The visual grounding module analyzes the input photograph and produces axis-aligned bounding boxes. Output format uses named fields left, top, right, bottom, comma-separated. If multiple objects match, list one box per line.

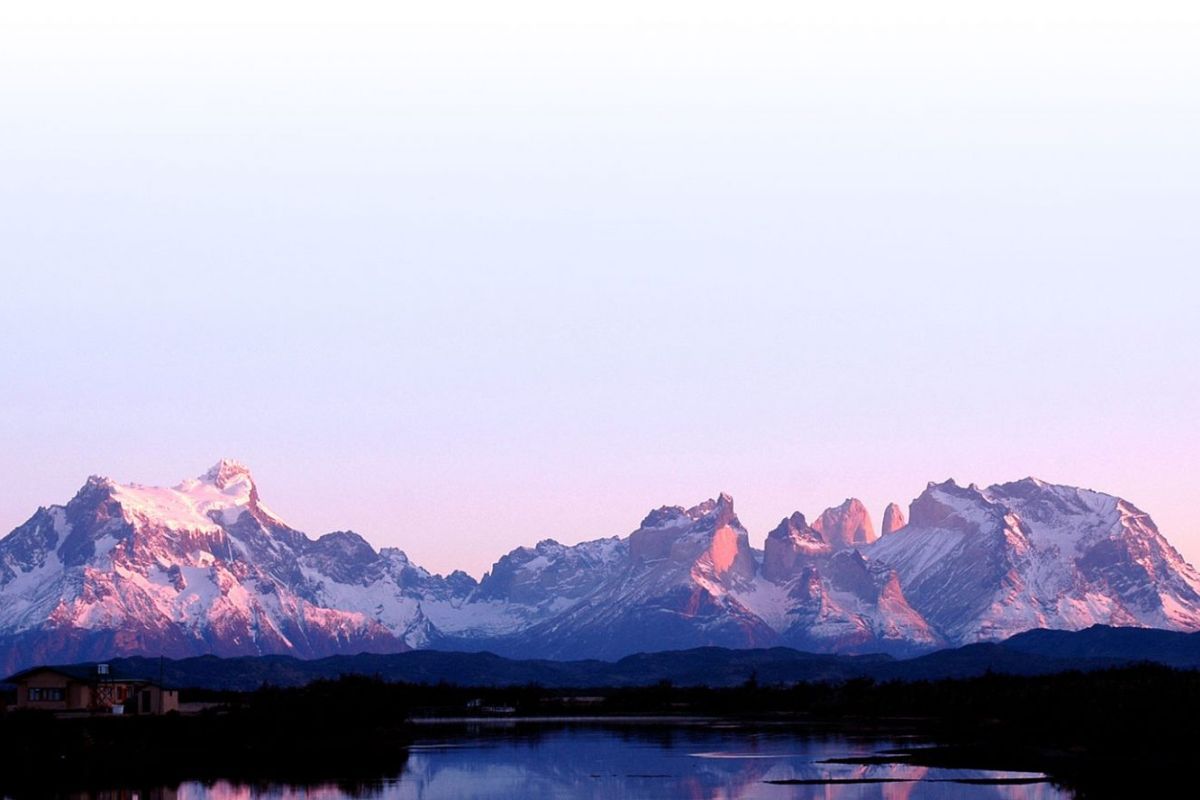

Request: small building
left=5, top=664, right=179, bottom=715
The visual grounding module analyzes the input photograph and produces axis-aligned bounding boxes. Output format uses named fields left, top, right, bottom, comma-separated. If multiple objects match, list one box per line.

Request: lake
left=40, top=720, right=1072, bottom=799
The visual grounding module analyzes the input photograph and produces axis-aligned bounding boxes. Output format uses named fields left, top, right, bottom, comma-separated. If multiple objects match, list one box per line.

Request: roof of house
left=3, top=665, right=170, bottom=688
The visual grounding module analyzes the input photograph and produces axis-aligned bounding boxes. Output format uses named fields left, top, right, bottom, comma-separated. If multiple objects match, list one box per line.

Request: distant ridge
left=14, top=625, right=1199, bottom=692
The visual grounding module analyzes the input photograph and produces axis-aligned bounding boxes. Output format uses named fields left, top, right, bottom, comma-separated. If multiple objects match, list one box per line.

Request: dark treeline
left=0, top=676, right=411, bottom=797
left=3, top=664, right=1197, bottom=798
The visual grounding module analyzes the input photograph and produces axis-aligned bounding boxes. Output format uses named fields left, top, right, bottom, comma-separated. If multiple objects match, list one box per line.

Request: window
left=28, top=687, right=65, bottom=702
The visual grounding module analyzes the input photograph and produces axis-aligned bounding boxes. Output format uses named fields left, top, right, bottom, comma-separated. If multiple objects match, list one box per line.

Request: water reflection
left=39, top=724, right=1072, bottom=800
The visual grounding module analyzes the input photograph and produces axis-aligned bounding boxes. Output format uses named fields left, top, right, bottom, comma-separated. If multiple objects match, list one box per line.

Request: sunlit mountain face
left=1, top=461, right=1198, bottom=673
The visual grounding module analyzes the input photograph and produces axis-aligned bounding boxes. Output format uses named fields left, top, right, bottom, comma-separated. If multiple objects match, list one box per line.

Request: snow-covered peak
left=3, top=462, right=1199, bottom=672
left=200, top=459, right=255, bottom=491
left=906, top=479, right=1000, bottom=530
left=984, top=479, right=1114, bottom=518
left=94, top=461, right=276, bottom=532
left=111, top=484, right=244, bottom=531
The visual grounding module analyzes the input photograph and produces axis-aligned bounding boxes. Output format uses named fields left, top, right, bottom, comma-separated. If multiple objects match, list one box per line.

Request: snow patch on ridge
left=734, top=576, right=794, bottom=632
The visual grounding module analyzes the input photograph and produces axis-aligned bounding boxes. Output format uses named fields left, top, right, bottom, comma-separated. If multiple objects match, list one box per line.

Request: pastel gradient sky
left=1, top=2, right=1197, bottom=577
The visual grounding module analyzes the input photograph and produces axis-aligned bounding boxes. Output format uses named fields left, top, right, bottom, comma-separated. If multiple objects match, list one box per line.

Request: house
left=4, top=664, right=179, bottom=715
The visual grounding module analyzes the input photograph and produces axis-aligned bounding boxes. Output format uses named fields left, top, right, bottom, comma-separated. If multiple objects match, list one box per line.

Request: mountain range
left=1, top=459, right=1198, bottom=673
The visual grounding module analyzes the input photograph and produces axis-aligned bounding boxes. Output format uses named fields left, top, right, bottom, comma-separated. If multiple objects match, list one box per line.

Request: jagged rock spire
left=812, top=498, right=877, bottom=548
left=882, top=502, right=907, bottom=535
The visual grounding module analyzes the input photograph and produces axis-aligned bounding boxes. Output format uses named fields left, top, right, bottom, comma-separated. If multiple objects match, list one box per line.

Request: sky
left=1, top=2, right=1197, bottom=577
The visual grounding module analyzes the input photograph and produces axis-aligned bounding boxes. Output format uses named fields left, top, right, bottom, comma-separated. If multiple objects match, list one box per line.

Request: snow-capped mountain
left=0, top=461, right=438, bottom=673
left=1, top=461, right=1198, bottom=673
left=866, top=478, right=1200, bottom=643
left=484, top=494, right=777, bottom=660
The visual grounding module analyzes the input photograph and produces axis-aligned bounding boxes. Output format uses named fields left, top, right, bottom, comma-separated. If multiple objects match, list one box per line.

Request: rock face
left=1, top=463, right=1199, bottom=673
left=881, top=503, right=907, bottom=535
left=755, top=507, right=938, bottom=654
left=812, top=498, right=877, bottom=548
left=866, top=479, right=1200, bottom=643
left=762, top=512, right=828, bottom=582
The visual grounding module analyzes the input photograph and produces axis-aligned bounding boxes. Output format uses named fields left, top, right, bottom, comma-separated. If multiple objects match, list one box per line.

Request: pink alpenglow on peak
left=629, top=492, right=755, bottom=584
left=201, top=458, right=255, bottom=491
left=882, top=503, right=907, bottom=535
left=812, top=498, right=877, bottom=549
left=2, top=462, right=1200, bottom=673
left=107, top=458, right=278, bottom=532
left=700, top=494, right=754, bottom=578
left=762, top=511, right=830, bottom=582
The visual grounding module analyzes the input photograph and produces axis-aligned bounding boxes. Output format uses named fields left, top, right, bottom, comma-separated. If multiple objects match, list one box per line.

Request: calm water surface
left=98, top=722, right=1074, bottom=800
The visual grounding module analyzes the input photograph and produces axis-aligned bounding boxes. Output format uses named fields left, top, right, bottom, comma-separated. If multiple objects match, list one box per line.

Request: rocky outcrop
left=812, top=498, right=877, bottom=548
left=881, top=502, right=907, bottom=535
left=761, top=512, right=829, bottom=582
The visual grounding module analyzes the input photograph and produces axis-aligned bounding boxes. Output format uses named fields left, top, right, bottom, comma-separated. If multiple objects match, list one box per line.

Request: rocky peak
left=379, top=547, right=411, bottom=564
left=198, top=458, right=265, bottom=517
left=639, top=505, right=689, bottom=529
left=711, top=492, right=738, bottom=529
left=762, top=511, right=830, bottom=582
left=768, top=511, right=809, bottom=539
left=630, top=493, right=748, bottom=578
left=685, top=492, right=738, bottom=527
left=692, top=525, right=756, bottom=586
left=202, top=459, right=255, bottom=491
left=1008, top=476, right=1048, bottom=492
left=907, top=479, right=1000, bottom=530
left=62, top=476, right=124, bottom=533
left=882, top=503, right=907, bottom=535
left=311, top=530, right=377, bottom=561
left=639, top=492, right=739, bottom=532
left=812, top=498, right=876, bottom=549
left=70, top=475, right=117, bottom=506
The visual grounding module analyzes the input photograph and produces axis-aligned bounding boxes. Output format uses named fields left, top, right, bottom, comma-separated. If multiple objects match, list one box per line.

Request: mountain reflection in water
left=55, top=724, right=1071, bottom=800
